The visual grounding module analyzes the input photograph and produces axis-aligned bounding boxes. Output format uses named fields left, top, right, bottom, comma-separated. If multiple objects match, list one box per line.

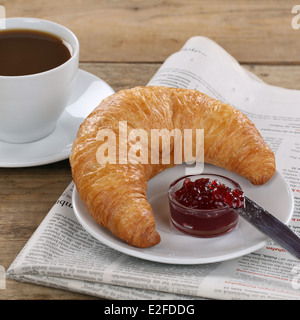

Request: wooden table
left=1, top=0, right=300, bottom=300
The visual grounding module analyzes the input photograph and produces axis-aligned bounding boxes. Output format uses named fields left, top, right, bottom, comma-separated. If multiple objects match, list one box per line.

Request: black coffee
left=0, top=29, right=71, bottom=76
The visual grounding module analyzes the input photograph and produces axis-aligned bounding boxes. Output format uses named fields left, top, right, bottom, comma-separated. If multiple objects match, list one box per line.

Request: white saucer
left=72, top=163, right=294, bottom=265
left=0, top=69, right=115, bottom=168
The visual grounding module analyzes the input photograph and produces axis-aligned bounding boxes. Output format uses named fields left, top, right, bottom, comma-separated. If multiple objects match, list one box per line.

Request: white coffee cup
left=0, top=17, right=79, bottom=143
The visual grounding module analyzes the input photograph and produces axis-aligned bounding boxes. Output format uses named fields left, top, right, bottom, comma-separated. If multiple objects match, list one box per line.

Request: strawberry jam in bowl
left=168, top=174, right=245, bottom=238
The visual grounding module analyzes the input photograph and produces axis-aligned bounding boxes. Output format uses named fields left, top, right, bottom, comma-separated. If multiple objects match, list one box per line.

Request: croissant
left=70, top=86, right=275, bottom=248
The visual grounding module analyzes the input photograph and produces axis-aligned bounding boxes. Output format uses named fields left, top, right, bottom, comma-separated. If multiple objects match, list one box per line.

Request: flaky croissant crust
left=70, top=86, right=276, bottom=248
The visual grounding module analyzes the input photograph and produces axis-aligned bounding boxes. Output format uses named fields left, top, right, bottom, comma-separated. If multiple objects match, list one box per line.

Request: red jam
left=168, top=174, right=244, bottom=238
left=174, top=177, right=244, bottom=210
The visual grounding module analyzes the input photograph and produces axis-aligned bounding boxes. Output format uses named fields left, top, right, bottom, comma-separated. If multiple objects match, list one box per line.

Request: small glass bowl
left=168, top=173, right=242, bottom=238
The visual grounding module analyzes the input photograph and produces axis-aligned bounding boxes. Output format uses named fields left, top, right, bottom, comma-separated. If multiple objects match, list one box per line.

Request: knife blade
left=234, top=196, right=300, bottom=260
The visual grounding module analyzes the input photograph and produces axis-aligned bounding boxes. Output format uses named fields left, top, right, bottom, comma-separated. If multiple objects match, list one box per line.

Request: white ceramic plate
left=0, top=69, right=114, bottom=167
left=72, top=163, right=294, bottom=264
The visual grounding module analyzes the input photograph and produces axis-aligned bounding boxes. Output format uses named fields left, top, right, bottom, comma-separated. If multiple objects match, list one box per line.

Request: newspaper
left=6, top=36, right=300, bottom=300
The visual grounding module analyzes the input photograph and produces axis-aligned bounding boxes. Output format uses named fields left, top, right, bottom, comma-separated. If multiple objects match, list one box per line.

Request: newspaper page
left=6, top=36, right=300, bottom=300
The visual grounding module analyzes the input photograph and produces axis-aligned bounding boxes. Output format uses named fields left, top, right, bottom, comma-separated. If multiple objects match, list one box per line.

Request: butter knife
left=234, top=196, right=300, bottom=260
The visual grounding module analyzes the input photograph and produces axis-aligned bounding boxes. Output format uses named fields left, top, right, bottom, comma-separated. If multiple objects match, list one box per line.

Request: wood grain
left=1, top=0, right=300, bottom=300
left=2, top=0, right=300, bottom=63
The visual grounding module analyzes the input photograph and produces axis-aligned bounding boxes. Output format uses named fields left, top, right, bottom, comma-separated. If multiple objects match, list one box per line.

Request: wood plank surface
left=1, top=0, right=300, bottom=300
left=2, top=0, right=300, bottom=63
